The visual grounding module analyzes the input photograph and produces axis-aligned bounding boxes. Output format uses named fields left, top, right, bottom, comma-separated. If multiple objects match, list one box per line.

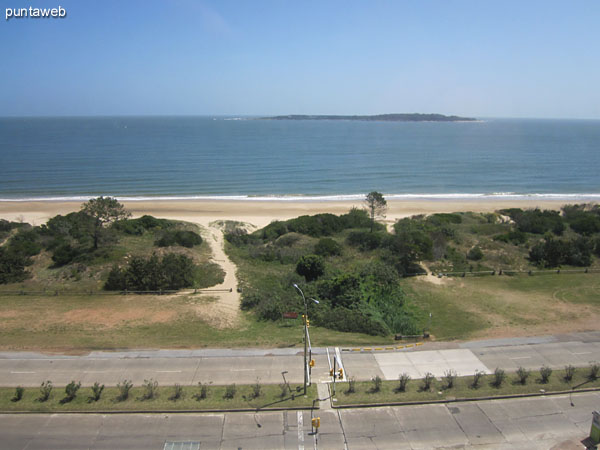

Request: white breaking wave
left=1, top=193, right=600, bottom=202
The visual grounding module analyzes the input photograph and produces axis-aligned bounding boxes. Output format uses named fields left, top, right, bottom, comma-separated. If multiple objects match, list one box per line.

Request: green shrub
left=492, top=368, right=506, bottom=388
left=90, top=382, right=104, bottom=402
left=12, top=386, right=24, bottom=402
left=395, top=373, right=410, bottom=393
left=62, top=380, right=81, bottom=403
left=296, top=254, right=325, bottom=282
left=224, top=384, right=236, bottom=399
left=170, top=384, right=184, bottom=401
left=0, top=247, right=30, bottom=284
left=104, top=253, right=197, bottom=291
left=467, top=246, right=484, bottom=261
left=113, top=215, right=174, bottom=235
left=500, top=208, right=565, bottom=235
left=443, top=370, right=457, bottom=389
left=493, top=230, right=528, bottom=245
left=39, top=380, right=53, bottom=402
left=346, top=377, right=356, bottom=394
left=472, top=370, right=484, bottom=388
left=529, top=237, right=592, bottom=267
left=194, top=382, right=211, bottom=400
left=117, top=379, right=133, bottom=401
left=314, top=238, right=342, bottom=256
left=539, top=366, right=552, bottom=383
left=516, top=366, right=530, bottom=385
left=589, top=362, right=600, bottom=381
left=142, top=379, right=158, bottom=400
left=155, top=230, right=202, bottom=248
left=251, top=378, right=262, bottom=399
left=421, top=373, right=434, bottom=391
left=346, top=231, right=383, bottom=251
left=370, top=375, right=382, bottom=393
left=564, top=365, right=576, bottom=382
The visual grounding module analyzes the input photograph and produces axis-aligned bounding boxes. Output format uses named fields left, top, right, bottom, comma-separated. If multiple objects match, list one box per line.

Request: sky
left=1, top=0, right=600, bottom=118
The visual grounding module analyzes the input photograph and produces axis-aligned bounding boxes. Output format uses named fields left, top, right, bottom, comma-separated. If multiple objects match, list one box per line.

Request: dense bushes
left=105, top=253, right=197, bottom=291
left=113, top=215, right=174, bottom=235
left=500, top=208, right=565, bottom=235
left=529, top=237, right=592, bottom=267
left=155, top=230, right=202, bottom=248
left=0, top=247, right=30, bottom=284
left=314, top=238, right=342, bottom=256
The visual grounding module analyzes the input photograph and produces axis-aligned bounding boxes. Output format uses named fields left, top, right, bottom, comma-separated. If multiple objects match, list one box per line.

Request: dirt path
left=191, top=225, right=242, bottom=328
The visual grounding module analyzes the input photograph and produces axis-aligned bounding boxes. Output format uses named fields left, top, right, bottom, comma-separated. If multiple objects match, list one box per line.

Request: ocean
left=1, top=116, right=599, bottom=201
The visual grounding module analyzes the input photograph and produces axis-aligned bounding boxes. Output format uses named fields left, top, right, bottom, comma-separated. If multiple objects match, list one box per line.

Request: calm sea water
left=1, top=116, right=599, bottom=201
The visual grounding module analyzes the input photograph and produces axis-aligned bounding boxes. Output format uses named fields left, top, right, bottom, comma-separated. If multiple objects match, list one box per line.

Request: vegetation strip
left=331, top=387, right=600, bottom=409
left=0, top=383, right=317, bottom=413
left=334, top=366, right=600, bottom=407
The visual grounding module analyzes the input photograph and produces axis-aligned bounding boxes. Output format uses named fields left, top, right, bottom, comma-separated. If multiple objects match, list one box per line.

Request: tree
left=81, top=196, right=130, bottom=249
left=364, top=191, right=387, bottom=232
left=296, top=254, right=325, bottom=282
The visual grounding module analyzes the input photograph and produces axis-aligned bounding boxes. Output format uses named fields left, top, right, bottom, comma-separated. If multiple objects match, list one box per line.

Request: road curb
left=0, top=405, right=317, bottom=415
left=330, top=386, right=600, bottom=409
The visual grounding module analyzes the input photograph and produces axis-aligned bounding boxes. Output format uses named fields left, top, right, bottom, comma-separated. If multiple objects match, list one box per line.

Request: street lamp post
left=293, top=283, right=318, bottom=396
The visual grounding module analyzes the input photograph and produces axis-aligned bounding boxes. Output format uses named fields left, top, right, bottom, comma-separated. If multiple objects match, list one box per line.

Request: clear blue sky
left=2, top=0, right=599, bottom=118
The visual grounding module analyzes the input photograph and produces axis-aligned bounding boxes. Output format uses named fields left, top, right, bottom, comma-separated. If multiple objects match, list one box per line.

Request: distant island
left=260, top=113, right=477, bottom=122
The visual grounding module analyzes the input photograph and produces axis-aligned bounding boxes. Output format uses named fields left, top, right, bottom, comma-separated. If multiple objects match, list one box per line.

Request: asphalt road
left=0, top=391, right=597, bottom=449
left=1, top=332, right=599, bottom=387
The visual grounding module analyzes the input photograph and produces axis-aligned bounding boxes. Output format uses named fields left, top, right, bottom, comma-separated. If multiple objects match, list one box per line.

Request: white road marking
left=509, top=356, right=531, bottom=360
left=573, top=352, right=592, bottom=355
left=83, top=371, right=107, bottom=373
left=156, top=370, right=182, bottom=373
left=297, top=410, right=304, bottom=450
left=10, top=371, right=35, bottom=374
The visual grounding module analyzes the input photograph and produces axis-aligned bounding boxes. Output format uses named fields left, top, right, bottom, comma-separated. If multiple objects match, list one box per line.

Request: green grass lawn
left=0, top=383, right=317, bottom=412
left=335, top=367, right=600, bottom=406
left=403, top=272, right=600, bottom=340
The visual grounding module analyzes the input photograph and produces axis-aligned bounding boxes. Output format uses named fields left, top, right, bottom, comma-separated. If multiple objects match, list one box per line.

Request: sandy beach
left=0, top=198, right=571, bottom=228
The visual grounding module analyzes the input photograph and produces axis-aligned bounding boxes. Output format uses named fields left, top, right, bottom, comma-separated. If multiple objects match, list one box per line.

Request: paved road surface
left=1, top=332, right=599, bottom=386
left=0, top=391, right=597, bottom=449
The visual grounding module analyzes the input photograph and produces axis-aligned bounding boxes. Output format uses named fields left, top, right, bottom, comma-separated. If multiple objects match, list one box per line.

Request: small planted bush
left=12, top=386, right=24, bottom=402
left=539, top=366, right=553, bottom=384
left=346, top=377, right=356, bottom=394
left=170, top=384, right=183, bottom=401
left=117, top=379, right=133, bottom=401
left=90, top=382, right=104, bottom=402
left=142, top=379, right=159, bottom=400
left=251, top=378, right=262, bottom=399
left=564, top=365, right=576, bottom=382
left=471, top=370, right=484, bottom=389
left=516, top=366, right=530, bottom=385
left=492, top=368, right=506, bottom=388
left=443, top=370, right=457, bottom=389
left=589, top=362, right=600, bottom=381
left=395, top=373, right=410, bottom=393
left=370, top=375, right=382, bottom=393
left=224, top=384, right=236, bottom=399
left=62, top=380, right=81, bottom=403
left=39, top=380, right=53, bottom=402
left=194, top=382, right=211, bottom=400
left=421, top=372, right=434, bottom=391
